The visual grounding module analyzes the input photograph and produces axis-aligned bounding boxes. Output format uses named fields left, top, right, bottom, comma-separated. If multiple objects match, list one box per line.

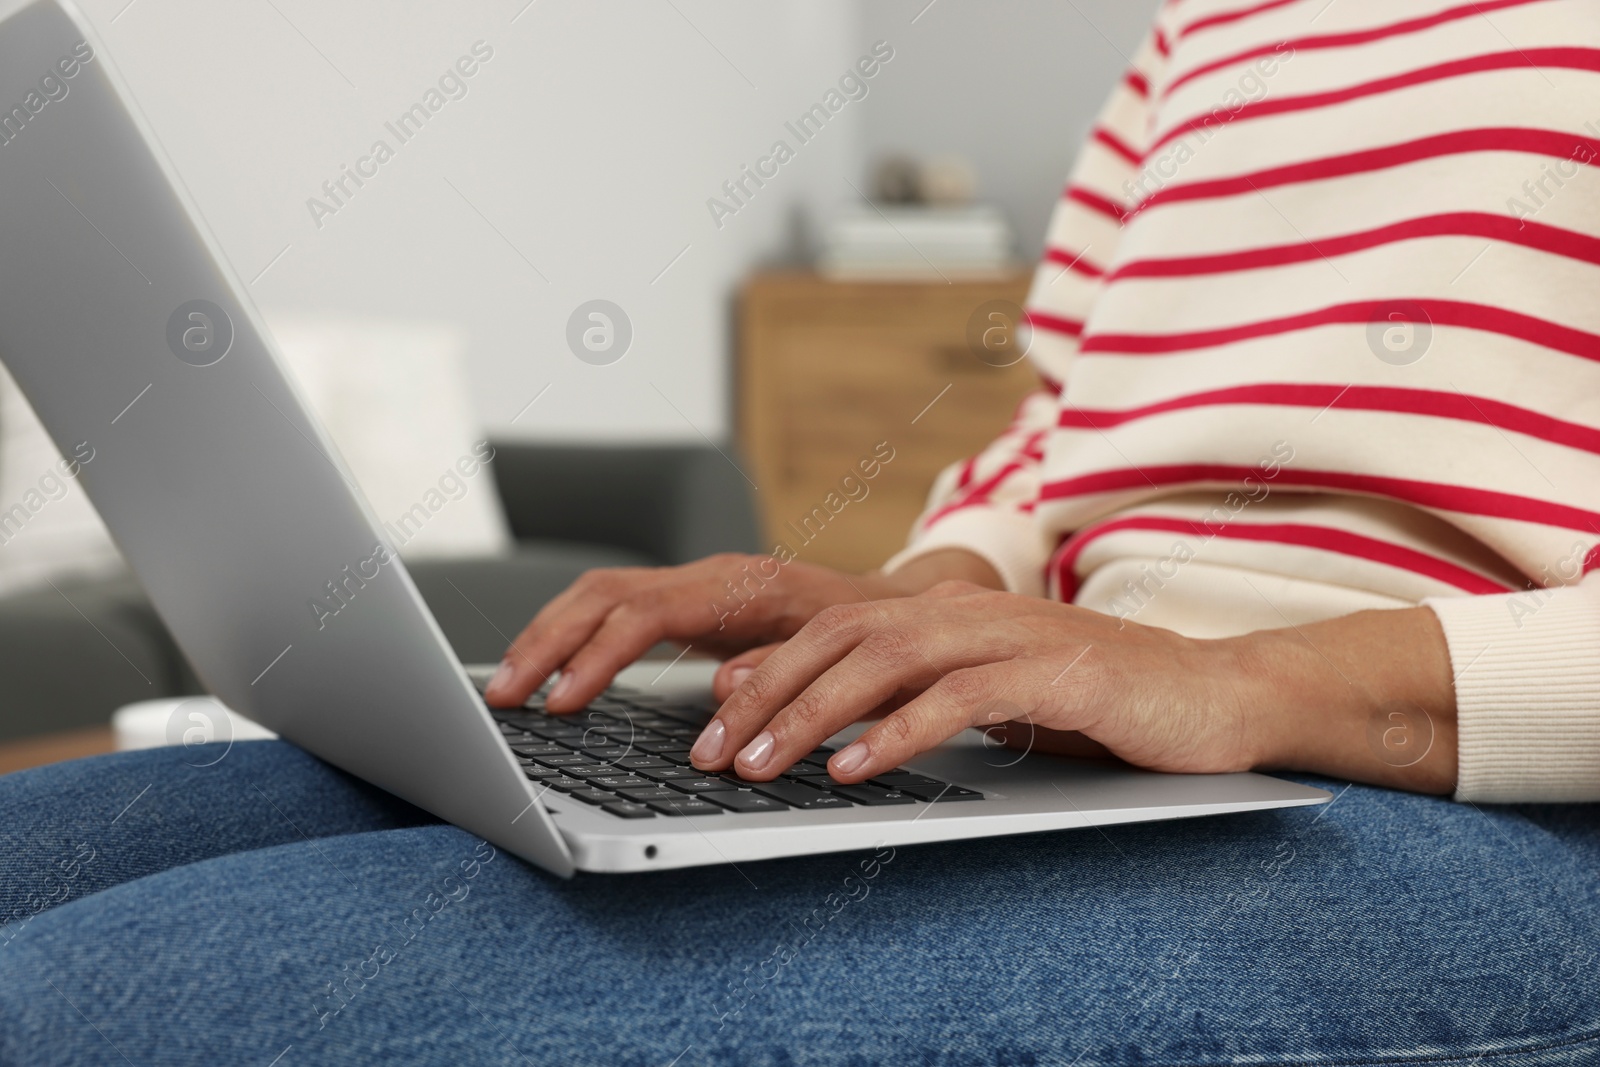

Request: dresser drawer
left=739, top=272, right=1034, bottom=572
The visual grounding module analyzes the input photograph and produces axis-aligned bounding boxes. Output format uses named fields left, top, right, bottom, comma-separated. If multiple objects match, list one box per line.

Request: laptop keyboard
left=478, top=681, right=984, bottom=819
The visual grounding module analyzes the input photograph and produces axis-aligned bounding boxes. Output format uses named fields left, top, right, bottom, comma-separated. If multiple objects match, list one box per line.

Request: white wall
left=78, top=0, right=868, bottom=442
left=74, top=0, right=1158, bottom=443
left=860, top=0, right=1161, bottom=259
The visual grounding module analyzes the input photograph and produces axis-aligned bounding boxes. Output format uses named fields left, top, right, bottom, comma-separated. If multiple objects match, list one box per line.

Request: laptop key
left=646, top=798, right=725, bottom=817
left=587, top=774, right=657, bottom=791
left=614, top=714, right=684, bottom=730
left=534, top=754, right=594, bottom=768
left=825, top=783, right=918, bottom=806
left=897, top=783, right=984, bottom=802
left=613, top=786, right=682, bottom=802
left=869, top=772, right=946, bottom=790
left=636, top=765, right=702, bottom=782
left=667, top=777, right=735, bottom=794
left=597, top=724, right=662, bottom=740
left=616, top=755, right=671, bottom=770
left=789, top=772, right=849, bottom=787
left=521, top=765, right=559, bottom=780
left=707, top=790, right=789, bottom=814
left=537, top=776, right=587, bottom=792
left=747, top=780, right=855, bottom=810
left=508, top=743, right=567, bottom=758
left=601, top=801, right=656, bottom=819
left=636, top=739, right=694, bottom=755
left=568, top=788, right=618, bottom=805
left=528, top=724, right=585, bottom=741
left=564, top=764, right=632, bottom=780
left=576, top=747, right=632, bottom=763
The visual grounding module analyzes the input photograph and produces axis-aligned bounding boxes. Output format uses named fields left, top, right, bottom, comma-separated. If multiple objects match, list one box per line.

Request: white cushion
left=113, top=697, right=276, bottom=753
left=0, top=361, right=122, bottom=598
left=268, top=316, right=511, bottom=559
left=0, top=316, right=510, bottom=599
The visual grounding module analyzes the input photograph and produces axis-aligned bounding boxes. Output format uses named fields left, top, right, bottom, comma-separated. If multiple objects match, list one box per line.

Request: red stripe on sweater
left=1109, top=214, right=1600, bottom=280
left=1049, top=516, right=1512, bottom=601
left=1178, top=0, right=1302, bottom=41
left=1125, top=69, right=1151, bottom=98
left=1039, top=464, right=1600, bottom=533
left=1093, top=127, right=1144, bottom=166
left=922, top=431, right=1048, bottom=528
left=1043, top=246, right=1108, bottom=278
left=1150, top=50, right=1600, bottom=156
left=1079, top=299, right=1600, bottom=362
left=1057, top=383, right=1600, bottom=455
left=1136, top=129, right=1600, bottom=214
left=1064, top=185, right=1129, bottom=223
left=1025, top=310, right=1086, bottom=339
left=1162, top=0, right=1553, bottom=97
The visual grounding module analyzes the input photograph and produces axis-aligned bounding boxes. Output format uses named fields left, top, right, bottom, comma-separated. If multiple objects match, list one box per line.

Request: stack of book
left=819, top=204, right=1016, bottom=280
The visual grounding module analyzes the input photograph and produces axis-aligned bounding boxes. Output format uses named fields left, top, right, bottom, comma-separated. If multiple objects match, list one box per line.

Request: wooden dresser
left=737, top=270, right=1036, bottom=573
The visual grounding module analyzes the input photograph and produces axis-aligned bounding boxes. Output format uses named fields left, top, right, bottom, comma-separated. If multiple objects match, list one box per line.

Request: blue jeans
left=0, top=742, right=1595, bottom=1066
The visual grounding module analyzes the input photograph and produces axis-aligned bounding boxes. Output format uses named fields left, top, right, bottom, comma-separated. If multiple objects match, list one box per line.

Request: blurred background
left=0, top=0, right=1159, bottom=759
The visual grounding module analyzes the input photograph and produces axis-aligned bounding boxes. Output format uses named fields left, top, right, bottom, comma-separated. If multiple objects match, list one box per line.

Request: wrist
left=1224, top=608, right=1459, bottom=795
left=874, top=549, right=1006, bottom=596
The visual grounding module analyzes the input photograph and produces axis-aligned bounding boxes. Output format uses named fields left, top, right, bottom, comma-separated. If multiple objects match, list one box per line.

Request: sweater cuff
left=1424, top=586, right=1600, bottom=803
left=883, top=508, right=1052, bottom=599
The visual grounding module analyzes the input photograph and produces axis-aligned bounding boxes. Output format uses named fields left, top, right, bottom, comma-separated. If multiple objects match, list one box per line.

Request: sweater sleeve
left=882, top=34, right=1166, bottom=598
left=1424, top=576, right=1600, bottom=803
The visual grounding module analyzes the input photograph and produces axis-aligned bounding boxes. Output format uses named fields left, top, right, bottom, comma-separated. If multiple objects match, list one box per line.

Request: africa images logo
left=166, top=300, right=235, bottom=366
left=0, top=39, right=95, bottom=150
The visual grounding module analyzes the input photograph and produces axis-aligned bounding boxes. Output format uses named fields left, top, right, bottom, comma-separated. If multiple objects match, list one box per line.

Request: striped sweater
left=887, top=0, right=1600, bottom=802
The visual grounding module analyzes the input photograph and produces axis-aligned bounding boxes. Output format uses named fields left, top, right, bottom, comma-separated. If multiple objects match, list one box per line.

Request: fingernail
left=729, top=666, right=754, bottom=689
left=737, top=731, right=776, bottom=773
left=691, top=719, right=727, bottom=764
left=548, top=671, right=576, bottom=705
left=487, top=660, right=514, bottom=695
left=831, top=741, right=869, bottom=777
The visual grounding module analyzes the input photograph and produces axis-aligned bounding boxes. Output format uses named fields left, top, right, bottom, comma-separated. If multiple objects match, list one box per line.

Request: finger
left=729, top=626, right=977, bottom=779
left=544, top=591, right=710, bottom=712
left=826, top=665, right=1018, bottom=783
left=691, top=602, right=880, bottom=770
left=712, top=644, right=782, bottom=703
left=484, top=571, right=640, bottom=706
left=916, top=579, right=989, bottom=600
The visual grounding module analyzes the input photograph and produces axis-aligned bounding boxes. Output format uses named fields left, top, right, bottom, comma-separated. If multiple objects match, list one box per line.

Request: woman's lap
left=0, top=743, right=1595, bottom=1066
left=0, top=739, right=436, bottom=927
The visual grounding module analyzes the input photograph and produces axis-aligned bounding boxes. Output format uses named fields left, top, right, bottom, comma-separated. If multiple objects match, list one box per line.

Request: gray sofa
left=0, top=442, right=760, bottom=744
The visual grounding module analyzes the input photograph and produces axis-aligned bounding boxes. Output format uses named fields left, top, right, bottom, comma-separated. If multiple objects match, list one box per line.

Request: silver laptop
left=0, top=0, right=1329, bottom=876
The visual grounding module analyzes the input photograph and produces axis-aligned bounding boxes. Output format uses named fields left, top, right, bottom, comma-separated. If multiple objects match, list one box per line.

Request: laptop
left=0, top=0, right=1329, bottom=876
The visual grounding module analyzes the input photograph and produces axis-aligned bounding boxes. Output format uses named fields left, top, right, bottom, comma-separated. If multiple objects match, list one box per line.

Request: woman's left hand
left=689, top=580, right=1263, bottom=784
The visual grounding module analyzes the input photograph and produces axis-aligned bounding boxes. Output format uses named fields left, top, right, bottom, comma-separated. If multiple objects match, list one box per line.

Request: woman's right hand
left=483, top=549, right=1003, bottom=714
left=484, top=554, right=892, bottom=712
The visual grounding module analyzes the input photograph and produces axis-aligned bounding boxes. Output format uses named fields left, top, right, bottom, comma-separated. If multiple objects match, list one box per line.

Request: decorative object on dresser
left=738, top=270, right=1035, bottom=574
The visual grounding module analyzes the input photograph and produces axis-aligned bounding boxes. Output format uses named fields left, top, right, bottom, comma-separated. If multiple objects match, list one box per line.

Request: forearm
left=1233, top=607, right=1459, bottom=794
